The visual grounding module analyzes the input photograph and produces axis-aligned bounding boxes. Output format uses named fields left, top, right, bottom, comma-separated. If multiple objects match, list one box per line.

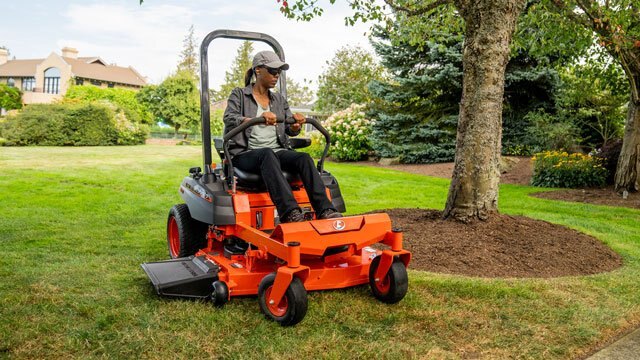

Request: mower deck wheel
left=167, top=204, right=208, bottom=259
left=369, top=256, right=408, bottom=304
left=211, top=281, right=229, bottom=307
left=258, top=273, right=308, bottom=326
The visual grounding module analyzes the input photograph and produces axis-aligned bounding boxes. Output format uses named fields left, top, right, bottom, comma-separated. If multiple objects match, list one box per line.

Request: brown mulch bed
left=377, top=208, right=622, bottom=278
left=531, top=187, right=640, bottom=209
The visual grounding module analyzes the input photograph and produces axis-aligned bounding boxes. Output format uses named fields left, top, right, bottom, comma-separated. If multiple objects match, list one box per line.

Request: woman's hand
left=290, top=113, right=306, bottom=132
left=262, top=111, right=277, bottom=126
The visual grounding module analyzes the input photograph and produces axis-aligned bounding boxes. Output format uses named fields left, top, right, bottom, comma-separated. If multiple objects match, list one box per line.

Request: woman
left=223, top=50, right=342, bottom=223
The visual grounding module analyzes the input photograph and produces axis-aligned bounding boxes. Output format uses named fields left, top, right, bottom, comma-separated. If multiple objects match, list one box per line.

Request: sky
left=0, top=0, right=377, bottom=91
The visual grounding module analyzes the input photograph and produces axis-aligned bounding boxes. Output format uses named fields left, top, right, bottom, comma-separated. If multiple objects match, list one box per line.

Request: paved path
left=587, top=328, right=640, bottom=359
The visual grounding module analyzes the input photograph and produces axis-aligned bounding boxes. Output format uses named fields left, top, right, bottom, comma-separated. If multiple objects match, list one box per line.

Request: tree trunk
left=614, top=95, right=640, bottom=193
left=443, top=0, right=526, bottom=222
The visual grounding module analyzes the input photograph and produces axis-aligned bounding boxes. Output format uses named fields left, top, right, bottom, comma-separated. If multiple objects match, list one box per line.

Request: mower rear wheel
left=369, top=256, right=408, bottom=304
left=258, top=273, right=307, bottom=326
left=167, top=204, right=208, bottom=259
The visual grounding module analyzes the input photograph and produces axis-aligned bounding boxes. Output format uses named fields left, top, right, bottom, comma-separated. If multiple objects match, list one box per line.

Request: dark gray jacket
left=223, top=84, right=300, bottom=157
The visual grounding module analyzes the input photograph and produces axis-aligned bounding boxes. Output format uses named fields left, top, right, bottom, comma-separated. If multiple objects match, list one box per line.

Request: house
left=0, top=47, right=147, bottom=104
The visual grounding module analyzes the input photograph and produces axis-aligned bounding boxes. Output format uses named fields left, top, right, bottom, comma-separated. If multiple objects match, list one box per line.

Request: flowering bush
left=322, top=104, right=374, bottom=161
left=531, top=151, right=607, bottom=188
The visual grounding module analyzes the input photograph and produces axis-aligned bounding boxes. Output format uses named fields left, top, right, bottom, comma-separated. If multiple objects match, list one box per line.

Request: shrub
left=0, top=84, right=22, bottom=111
left=593, top=139, right=623, bottom=185
left=524, top=110, right=581, bottom=152
left=531, top=151, right=607, bottom=188
left=1, top=103, right=148, bottom=146
left=322, top=104, right=373, bottom=161
left=64, top=85, right=152, bottom=124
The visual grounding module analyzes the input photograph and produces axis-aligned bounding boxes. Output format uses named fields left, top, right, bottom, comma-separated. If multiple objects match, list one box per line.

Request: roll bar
left=199, top=29, right=287, bottom=175
left=223, top=117, right=331, bottom=181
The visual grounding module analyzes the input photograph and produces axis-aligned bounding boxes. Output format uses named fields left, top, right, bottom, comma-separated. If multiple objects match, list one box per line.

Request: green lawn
left=1, top=145, right=639, bottom=359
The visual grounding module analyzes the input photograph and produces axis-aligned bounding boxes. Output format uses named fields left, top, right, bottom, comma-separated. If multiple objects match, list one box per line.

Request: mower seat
left=234, top=167, right=301, bottom=188
left=213, top=137, right=308, bottom=189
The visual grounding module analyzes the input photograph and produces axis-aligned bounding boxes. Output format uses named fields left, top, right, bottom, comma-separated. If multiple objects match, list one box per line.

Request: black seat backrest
left=213, top=137, right=302, bottom=188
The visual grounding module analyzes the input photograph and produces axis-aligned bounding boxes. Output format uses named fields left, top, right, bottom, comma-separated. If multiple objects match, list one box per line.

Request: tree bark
left=614, top=93, right=640, bottom=193
left=443, top=0, right=526, bottom=222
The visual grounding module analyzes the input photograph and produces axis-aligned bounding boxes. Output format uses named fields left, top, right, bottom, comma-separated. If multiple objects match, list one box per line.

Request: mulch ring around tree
left=530, top=187, right=640, bottom=209
left=371, top=208, right=622, bottom=278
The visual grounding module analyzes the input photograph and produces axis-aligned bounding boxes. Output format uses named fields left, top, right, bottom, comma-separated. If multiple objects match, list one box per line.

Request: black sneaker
left=319, top=208, right=343, bottom=219
left=281, top=208, right=305, bottom=223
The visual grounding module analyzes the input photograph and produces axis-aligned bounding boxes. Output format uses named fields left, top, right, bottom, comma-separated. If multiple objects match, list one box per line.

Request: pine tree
left=369, top=24, right=561, bottom=163
left=368, top=27, right=463, bottom=163
left=177, top=25, right=199, bottom=79
left=211, top=41, right=254, bottom=102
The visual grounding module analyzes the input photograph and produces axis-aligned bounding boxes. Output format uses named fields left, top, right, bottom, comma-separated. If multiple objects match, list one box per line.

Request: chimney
left=61, top=47, right=78, bottom=59
left=0, top=49, right=8, bottom=65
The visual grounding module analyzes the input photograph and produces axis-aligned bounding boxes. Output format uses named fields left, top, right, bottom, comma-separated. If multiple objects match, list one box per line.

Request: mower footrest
left=141, top=255, right=219, bottom=299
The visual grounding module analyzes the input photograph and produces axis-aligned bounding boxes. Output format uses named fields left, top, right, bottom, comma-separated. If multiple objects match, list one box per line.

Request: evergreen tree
left=211, top=41, right=254, bottom=102
left=368, top=27, right=462, bottom=163
left=177, top=25, right=199, bottom=79
left=369, top=24, right=561, bottom=163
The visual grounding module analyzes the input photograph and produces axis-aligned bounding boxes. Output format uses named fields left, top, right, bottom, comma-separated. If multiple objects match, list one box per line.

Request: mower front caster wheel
left=258, top=273, right=308, bottom=326
left=369, top=256, right=408, bottom=304
left=211, top=281, right=229, bottom=307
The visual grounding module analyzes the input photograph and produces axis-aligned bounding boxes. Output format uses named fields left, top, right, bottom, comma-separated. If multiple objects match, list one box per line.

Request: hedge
left=1, top=103, right=148, bottom=146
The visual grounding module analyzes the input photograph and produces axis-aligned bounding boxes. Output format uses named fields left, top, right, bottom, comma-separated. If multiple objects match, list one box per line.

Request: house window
left=75, top=78, right=84, bottom=85
left=7, top=78, right=15, bottom=87
left=22, top=77, right=35, bottom=92
left=44, top=67, right=61, bottom=94
left=90, top=80, right=101, bottom=86
left=107, top=83, right=115, bottom=88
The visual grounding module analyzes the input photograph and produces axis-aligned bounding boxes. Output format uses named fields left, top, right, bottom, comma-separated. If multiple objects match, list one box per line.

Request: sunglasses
left=261, top=66, right=282, bottom=76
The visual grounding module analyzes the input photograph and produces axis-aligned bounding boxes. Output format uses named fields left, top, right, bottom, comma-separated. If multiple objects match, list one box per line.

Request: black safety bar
left=199, top=29, right=287, bottom=175
left=222, top=117, right=331, bottom=181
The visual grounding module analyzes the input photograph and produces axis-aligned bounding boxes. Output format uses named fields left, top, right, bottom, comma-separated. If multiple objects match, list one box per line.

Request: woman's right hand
left=262, top=111, right=277, bottom=126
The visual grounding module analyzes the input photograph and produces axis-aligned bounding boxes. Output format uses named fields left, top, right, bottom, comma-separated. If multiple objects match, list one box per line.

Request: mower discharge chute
left=141, top=29, right=411, bottom=326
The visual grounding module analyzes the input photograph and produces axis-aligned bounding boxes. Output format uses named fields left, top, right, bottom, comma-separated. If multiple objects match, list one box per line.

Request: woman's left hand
left=290, top=113, right=305, bottom=132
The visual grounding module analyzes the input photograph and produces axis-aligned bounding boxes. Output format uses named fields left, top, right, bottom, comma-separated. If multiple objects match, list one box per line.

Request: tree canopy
left=314, top=46, right=386, bottom=114
left=136, top=70, right=200, bottom=133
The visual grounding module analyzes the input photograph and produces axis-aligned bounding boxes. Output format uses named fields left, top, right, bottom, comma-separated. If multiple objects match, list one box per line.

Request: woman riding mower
left=223, top=50, right=342, bottom=223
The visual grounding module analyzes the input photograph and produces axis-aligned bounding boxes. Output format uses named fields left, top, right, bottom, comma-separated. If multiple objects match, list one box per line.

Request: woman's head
left=244, top=50, right=289, bottom=87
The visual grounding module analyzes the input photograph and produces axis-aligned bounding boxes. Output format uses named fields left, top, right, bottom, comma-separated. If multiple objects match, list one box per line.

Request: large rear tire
left=369, top=256, right=408, bottom=304
left=258, top=273, right=308, bottom=326
left=167, top=204, right=208, bottom=259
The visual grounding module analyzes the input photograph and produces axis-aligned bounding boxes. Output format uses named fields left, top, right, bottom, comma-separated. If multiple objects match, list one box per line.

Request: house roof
left=0, top=59, right=41, bottom=77
left=0, top=56, right=147, bottom=86
left=63, top=57, right=147, bottom=86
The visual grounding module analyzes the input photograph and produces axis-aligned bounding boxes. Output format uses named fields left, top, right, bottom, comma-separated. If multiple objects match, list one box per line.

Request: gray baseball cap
left=252, top=50, right=289, bottom=70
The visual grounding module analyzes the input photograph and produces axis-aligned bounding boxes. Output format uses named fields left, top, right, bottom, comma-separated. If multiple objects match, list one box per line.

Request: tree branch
left=383, top=0, right=453, bottom=16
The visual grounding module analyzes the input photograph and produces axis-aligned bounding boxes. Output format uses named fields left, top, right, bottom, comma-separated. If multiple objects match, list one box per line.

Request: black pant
left=233, top=148, right=334, bottom=218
